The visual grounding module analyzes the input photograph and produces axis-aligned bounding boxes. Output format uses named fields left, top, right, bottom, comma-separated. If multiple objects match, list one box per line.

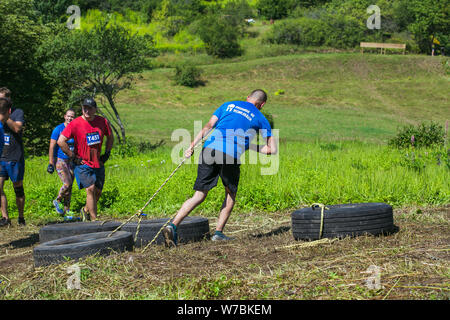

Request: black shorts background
left=193, top=148, right=240, bottom=194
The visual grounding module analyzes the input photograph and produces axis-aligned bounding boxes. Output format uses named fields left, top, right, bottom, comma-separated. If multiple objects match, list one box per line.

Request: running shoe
left=80, top=207, right=90, bottom=221
left=18, top=217, right=26, bottom=226
left=53, top=199, right=65, bottom=216
left=0, top=217, right=11, bottom=228
left=211, top=231, right=235, bottom=241
left=163, top=223, right=178, bottom=247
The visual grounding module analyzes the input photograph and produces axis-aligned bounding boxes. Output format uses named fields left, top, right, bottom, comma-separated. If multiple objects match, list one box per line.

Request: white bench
left=360, top=42, right=406, bottom=55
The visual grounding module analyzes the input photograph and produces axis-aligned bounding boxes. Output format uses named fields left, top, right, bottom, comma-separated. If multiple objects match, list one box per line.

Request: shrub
left=264, top=18, right=324, bottom=46
left=195, top=14, right=243, bottom=58
left=264, top=15, right=364, bottom=48
left=256, top=0, right=296, bottom=20
left=173, top=63, right=204, bottom=87
left=261, top=110, right=274, bottom=128
left=389, top=122, right=445, bottom=149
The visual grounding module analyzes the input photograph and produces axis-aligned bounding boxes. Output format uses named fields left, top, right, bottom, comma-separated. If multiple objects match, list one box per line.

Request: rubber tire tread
left=33, top=231, right=133, bottom=267
left=121, top=216, right=210, bottom=247
left=39, top=221, right=123, bottom=243
left=291, top=203, right=394, bottom=241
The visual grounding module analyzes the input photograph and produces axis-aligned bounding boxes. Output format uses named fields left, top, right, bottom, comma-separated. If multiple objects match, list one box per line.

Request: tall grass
left=11, top=141, right=448, bottom=220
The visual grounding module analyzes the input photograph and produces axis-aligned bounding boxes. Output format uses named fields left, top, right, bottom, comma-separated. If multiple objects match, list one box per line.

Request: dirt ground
left=0, top=205, right=449, bottom=300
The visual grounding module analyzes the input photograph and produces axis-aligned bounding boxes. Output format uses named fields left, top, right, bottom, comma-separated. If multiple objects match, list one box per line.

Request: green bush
left=264, top=18, right=324, bottom=46
left=264, top=15, right=364, bottom=48
left=256, top=0, right=296, bottom=20
left=261, top=110, right=274, bottom=128
left=173, top=63, right=204, bottom=87
left=389, top=122, right=446, bottom=149
left=195, top=14, right=243, bottom=58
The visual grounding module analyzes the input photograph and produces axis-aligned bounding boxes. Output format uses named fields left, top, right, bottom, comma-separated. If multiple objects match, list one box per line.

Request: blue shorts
left=0, top=160, right=25, bottom=183
left=74, top=165, right=105, bottom=190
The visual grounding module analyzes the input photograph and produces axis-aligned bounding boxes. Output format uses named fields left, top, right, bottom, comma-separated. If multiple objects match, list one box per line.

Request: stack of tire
left=33, top=217, right=210, bottom=267
left=291, top=203, right=395, bottom=241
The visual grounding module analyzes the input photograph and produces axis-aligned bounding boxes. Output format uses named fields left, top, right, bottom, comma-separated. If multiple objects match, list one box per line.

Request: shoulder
left=52, top=123, right=65, bottom=134
left=94, top=115, right=109, bottom=126
left=10, top=108, right=24, bottom=121
left=70, top=117, right=84, bottom=126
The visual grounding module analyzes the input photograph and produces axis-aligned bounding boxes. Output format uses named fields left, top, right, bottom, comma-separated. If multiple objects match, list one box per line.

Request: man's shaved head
left=248, top=89, right=267, bottom=104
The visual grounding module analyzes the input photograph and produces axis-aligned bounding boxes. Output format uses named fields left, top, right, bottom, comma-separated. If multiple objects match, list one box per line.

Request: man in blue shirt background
left=164, top=89, right=278, bottom=246
left=0, top=97, right=11, bottom=227
left=0, top=88, right=26, bottom=227
left=48, top=108, right=76, bottom=216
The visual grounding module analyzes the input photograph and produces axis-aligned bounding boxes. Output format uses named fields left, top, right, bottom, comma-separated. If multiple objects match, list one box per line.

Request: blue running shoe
left=53, top=200, right=65, bottom=216
left=163, top=223, right=178, bottom=247
left=211, top=231, right=235, bottom=241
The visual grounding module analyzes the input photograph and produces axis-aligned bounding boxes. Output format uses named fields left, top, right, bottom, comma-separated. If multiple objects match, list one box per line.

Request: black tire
left=121, top=216, right=210, bottom=247
left=291, top=203, right=395, bottom=241
left=39, top=221, right=123, bottom=243
left=33, top=231, right=133, bottom=267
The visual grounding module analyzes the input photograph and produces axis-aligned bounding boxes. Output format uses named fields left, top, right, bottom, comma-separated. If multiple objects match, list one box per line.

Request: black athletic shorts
left=193, top=148, right=240, bottom=194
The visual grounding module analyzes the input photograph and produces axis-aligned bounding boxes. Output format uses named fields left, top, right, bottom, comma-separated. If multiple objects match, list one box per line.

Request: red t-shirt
left=61, top=116, right=112, bottom=168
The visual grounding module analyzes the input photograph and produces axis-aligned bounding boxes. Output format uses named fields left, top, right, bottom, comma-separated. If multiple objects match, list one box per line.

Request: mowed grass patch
left=117, top=53, right=449, bottom=144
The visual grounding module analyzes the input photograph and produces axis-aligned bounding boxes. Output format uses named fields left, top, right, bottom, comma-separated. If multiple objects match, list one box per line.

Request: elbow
left=57, top=138, right=65, bottom=148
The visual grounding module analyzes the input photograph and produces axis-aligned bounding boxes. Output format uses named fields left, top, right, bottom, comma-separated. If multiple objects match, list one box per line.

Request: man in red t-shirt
left=57, top=98, right=114, bottom=221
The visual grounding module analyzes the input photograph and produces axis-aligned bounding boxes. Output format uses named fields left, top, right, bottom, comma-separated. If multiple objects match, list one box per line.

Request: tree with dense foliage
left=0, top=0, right=69, bottom=155
left=38, top=20, right=158, bottom=143
left=195, top=13, right=243, bottom=58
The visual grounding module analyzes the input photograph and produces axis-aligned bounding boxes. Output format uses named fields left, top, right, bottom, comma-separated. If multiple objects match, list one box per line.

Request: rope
left=311, top=203, right=329, bottom=239
left=107, top=129, right=213, bottom=242
left=276, top=203, right=331, bottom=250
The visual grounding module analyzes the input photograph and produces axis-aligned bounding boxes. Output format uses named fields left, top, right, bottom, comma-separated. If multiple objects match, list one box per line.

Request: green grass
left=1, top=44, right=449, bottom=302
left=0, top=52, right=445, bottom=220
left=8, top=141, right=447, bottom=221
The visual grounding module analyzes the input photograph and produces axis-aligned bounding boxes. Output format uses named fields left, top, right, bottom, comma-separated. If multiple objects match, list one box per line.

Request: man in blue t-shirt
left=163, top=89, right=277, bottom=246
left=0, top=98, right=10, bottom=156
left=48, top=108, right=76, bottom=216
left=0, top=98, right=11, bottom=175
left=0, top=88, right=26, bottom=227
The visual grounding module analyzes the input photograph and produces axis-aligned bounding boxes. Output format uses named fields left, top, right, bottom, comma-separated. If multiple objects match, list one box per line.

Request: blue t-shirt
left=203, top=101, right=272, bottom=159
left=51, top=123, right=74, bottom=160
left=0, top=122, right=4, bottom=157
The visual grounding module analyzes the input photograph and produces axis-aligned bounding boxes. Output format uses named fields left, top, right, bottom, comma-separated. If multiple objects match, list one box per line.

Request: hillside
left=117, top=53, right=449, bottom=144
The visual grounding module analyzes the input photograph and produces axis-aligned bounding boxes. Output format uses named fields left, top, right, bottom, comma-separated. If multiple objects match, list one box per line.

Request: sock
left=170, top=222, right=177, bottom=231
left=215, top=230, right=224, bottom=236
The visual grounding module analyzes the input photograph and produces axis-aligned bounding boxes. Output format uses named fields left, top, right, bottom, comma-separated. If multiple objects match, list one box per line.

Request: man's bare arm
left=49, top=139, right=57, bottom=165
left=6, top=119, right=23, bottom=134
left=185, top=115, right=218, bottom=158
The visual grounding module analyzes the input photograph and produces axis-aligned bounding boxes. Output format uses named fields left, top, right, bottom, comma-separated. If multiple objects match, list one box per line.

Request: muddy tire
left=33, top=231, right=133, bottom=267
left=122, top=216, right=210, bottom=247
left=39, top=221, right=123, bottom=243
left=291, top=203, right=395, bottom=241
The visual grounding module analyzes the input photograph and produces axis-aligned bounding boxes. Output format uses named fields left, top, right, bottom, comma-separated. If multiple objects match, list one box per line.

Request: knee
left=193, top=191, right=208, bottom=203
left=86, top=185, right=96, bottom=194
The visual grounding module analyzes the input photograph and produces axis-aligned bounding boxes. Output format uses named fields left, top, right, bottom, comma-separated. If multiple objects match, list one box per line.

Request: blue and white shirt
left=203, top=101, right=272, bottom=159
left=51, top=123, right=74, bottom=160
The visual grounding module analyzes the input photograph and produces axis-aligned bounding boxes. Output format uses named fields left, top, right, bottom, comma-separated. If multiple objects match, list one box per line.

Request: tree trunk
left=97, top=108, right=122, bottom=144
left=105, top=93, right=126, bottom=144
